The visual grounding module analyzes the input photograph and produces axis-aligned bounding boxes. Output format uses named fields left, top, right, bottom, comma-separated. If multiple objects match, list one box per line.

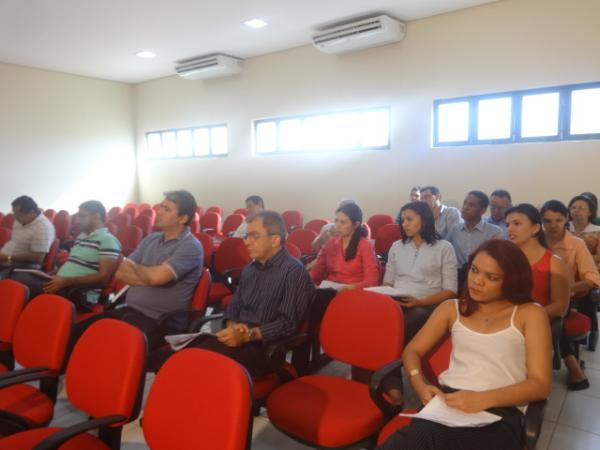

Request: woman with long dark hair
left=376, top=240, right=551, bottom=450
left=568, top=194, right=600, bottom=265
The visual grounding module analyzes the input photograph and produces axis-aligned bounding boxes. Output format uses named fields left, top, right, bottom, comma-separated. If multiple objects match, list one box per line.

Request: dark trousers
left=574, top=293, right=598, bottom=333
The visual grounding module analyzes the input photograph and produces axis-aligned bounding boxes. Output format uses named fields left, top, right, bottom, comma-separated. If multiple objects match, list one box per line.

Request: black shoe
left=568, top=378, right=590, bottom=391
left=587, top=331, right=598, bottom=351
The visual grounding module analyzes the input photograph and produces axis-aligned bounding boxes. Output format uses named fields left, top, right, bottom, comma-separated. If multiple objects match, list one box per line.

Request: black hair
left=399, top=201, right=439, bottom=245
left=505, top=203, right=547, bottom=248
left=163, top=190, right=197, bottom=226
left=11, top=196, right=38, bottom=214
left=245, top=195, right=264, bottom=208
left=248, top=210, right=286, bottom=244
left=420, top=186, right=441, bottom=196
left=336, top=202, right=367, bottom=261
left=540, top=200, right=569, bottom=218
left=581, top=192, right=600, bottom=225
left=467, top=190, right=490, bottom=209
left=568, top=195, right=598, bottom=225
left=79, top=200, right=106, bottom=222
left=490, top=189, right=512, bottom=203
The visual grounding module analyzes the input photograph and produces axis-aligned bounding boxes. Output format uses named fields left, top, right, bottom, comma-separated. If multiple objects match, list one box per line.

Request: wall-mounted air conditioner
left=312, top=15, right=406, bottom=55
left=174, top=54, right=242, bottom=80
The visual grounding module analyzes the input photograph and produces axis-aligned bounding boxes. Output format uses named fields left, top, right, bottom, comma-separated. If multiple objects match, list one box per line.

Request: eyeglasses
left=570, top=205, right=589, bottom=211
left=242, top=232, right=276, bottom=241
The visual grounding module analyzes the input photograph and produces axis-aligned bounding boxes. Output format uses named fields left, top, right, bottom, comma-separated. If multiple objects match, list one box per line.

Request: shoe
left=587, top=331, right=598, bottom=351
left=568, top=378, right=590, bottom=391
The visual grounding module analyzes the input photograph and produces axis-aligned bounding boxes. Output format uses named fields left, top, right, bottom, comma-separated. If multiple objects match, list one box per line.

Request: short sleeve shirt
left=1, top=213, right=55, bottom=266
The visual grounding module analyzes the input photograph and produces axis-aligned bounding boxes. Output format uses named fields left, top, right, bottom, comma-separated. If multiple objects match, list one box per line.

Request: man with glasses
left=151, top=210, right=315, bottom=376
left=485, top=189, right=512, bottom=233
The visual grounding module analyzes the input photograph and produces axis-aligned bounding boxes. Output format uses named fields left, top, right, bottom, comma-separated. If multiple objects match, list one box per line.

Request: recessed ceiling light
left=244, top=18, right=268, bottom=29
left=135, top=50, right=156, bottom=59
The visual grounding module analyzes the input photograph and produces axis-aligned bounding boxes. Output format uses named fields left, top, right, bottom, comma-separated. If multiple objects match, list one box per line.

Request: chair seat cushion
left=564, top=311, right=591, bottom=338
left=0, top=383, right=54, bottom=426
left=253, top=363, right=297, bottom=400
left=221, top=294, right=235, bottom=309
left=0, top=427, right=109, bottom=450
left=208, top=283, right=231, bottom=303
left=377, top=410, right=417, bottom=445
left=267, top=375, right=385, bottom=447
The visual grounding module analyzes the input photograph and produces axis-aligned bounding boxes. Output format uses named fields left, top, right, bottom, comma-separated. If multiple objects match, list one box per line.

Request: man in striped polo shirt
left=42, top=200, right=121, bottom=307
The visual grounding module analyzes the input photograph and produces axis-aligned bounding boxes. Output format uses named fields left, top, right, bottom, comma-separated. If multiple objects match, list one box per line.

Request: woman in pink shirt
left=310, top=202, right=379, bottom=289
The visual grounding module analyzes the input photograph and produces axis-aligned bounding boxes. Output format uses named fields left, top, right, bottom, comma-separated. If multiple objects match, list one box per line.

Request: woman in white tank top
left=376, top=239, right=552, bottom=450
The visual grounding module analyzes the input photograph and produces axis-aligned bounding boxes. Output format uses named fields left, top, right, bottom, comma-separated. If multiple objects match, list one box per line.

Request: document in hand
left=318, top=280, right=349, bottom=290
left=12, top=268, right=53, bottom=280
left=364, top=286, right=408, bottom=297
left=164, top=331, right=216, bottom=351
left=398, top=395, right=502, bottom=428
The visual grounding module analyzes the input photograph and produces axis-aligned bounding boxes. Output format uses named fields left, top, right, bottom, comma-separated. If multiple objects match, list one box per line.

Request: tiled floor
left=45, top=347, right=600, bottom=449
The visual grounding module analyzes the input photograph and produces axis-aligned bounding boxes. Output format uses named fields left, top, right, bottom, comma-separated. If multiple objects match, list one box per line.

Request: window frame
left=145, top=123, right=228, bottom=160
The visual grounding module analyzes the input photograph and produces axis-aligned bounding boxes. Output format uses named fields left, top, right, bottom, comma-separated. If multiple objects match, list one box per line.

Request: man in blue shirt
left=485, top=189, right=512, bottom=232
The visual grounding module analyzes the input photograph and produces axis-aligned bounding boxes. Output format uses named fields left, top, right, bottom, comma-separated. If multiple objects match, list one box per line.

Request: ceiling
left=0, top=0, right=497, bottom=84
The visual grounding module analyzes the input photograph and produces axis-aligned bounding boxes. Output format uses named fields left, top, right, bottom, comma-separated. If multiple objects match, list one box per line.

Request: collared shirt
left=57, top=227, right=121, bottom=303
left=485, top=216, right=508, bottom=234
left=435, top=205, right=462, bottom=239
left=310, top=236, right=379, bottom=289
left=126, top=227, right=203, bottom=319
left=568, top=222, right=600, bottom=257
left=446, top=220, right=505, bottom=267
left=1, top=213, right=55, bottom=257
left=383, top=238, right=458, bottom=298
left=549, top=231, right=600, bottom=287
left=223, top=248, right=315, bottom=342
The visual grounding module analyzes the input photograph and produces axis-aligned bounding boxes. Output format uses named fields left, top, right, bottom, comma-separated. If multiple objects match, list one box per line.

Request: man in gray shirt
left=485, top=189, right=512, bottom=233
left=419, top=186, right=462, bottom=239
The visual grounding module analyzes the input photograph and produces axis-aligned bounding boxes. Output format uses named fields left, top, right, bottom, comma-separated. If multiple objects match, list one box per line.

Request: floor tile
left=549, top=424, right=600, bottom=450
left=545, top=384, right=567, bottom=422
left=557, top=391, right=600, bottom=434
left=535, top=420, right=556, bottom=450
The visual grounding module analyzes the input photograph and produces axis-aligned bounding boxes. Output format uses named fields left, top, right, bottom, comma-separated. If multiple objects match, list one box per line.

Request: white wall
left=0, top=63, right=136, bottom=213
left=134, top=0, right=600, bottom=222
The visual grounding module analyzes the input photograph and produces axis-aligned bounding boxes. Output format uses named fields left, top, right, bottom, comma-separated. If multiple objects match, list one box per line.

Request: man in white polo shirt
left=0, top=196, right=55, bottom=273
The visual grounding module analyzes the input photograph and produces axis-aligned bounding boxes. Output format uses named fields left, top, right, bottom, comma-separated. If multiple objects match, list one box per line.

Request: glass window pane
left=146, top=133, right=162, bottom=158
left=359, top=109, right=390, bottom=147
left=211, top=126, right=228, bottom=155
left=521, top=92, right=559, bottom=138
left=280, top=119, right=303, bottom=152
left=570, top=88, right=600, bottom=135
left=193, top=128, right=210, bottom=156
left=303, top=116, right=330, bottom=151
left=477, top=97, right=512, bottom=140
left=256, top=122, right=277, bottom=153
left=438, top=102, right=469, bottom=142
left=177, top=130, right=193, bottom=157
left=161, top=132, right=177, bottom=158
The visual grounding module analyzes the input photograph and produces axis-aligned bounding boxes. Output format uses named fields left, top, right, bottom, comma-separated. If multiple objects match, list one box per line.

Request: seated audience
left=152, top=211, right=314, bottom=376
left=310, top=198, right=355, bottom=254
left=542, top=200, right=600, bottom=388
left=419, top=186, right=462, bottom=239
left=232, top=195, right=264, bottom=238
left=568, top=194, right=600, bottom=266
left=581, top=191, right=600, bottom=225
left=447, top=191, right=504, bottom=288
left=485, top=189, right=512, bottom=231
left=0, top=195, right=55, bottom=275
left=310, top=202, right=379, bottom=290
left=376, top=239, right=551, bottom=450
left=410, top=186, right=421, bottom=202
left=72, top=190, right=203, bottom=351
left=384, top=201, right=458, bottom=342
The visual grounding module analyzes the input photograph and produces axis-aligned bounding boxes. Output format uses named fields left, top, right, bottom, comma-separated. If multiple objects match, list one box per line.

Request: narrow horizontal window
left=145, top=124, right=228, bottom=159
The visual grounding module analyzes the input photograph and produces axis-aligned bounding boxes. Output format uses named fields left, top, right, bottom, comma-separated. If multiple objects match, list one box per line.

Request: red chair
left=107, top=206, right=122, bottom=221
left=234, top=208, right=248, bottom=216
left=367, top=214, right=394, bottom=241
left=138, top=203, right=152, bottom=211
left=0, top=319, right=147, bottom=449
left=282, top=210, right=303, bottom=232
left=285, top=242, right=302, bottom=259
left=220, top=213, right=245, bottom=238
left=374, top=223, right=402, bottom=256
left=124, top=202, right=138, bottom=211
left=0, top=280, right=28, bottom=372
left=304, top=219, right=329, bottom=235
left=153, top=203, right=162, bottom=212
left=141, top=348, right=253, bottom=450
left=201, top=211, right=222, bottom=237
left=0, top=227, right=11, bottom=248
left=208, top=238, right=251, bottom=308
left=42, top=238, right=60, bottom=273
left=0, top=214, right=15, bottom=229
left=124, top=206, right=138, bottom=220
left=564, top=309, right=591, bottom=366
left=52, top=211, right=71, bottom=243
left=266, top=290, right=404, bottom=448
left=138, top=208, right=156, bottom=221
left=105, top=221, right=118, bottom=236
left=0, top=295, right=74, bottom=433
left=287, top=229, right=318, bottom=258
left=196, top=206, right=204, bottom=219
left=194, top=232, right=214, bottom=268
left=111, top=212, right=132, bottom=234
left=133, top=214, right=153, bottom=237
left=206, top=205, right=223, bottom=216
left=42, top=209, right=56, bottom=222
left=117, top=225, right=143, bottom=256
left=0, top=212, right=4, bottom=223
left=363, top=222, right=372, bottom=240
left=189, top=212, right=201, bottom=234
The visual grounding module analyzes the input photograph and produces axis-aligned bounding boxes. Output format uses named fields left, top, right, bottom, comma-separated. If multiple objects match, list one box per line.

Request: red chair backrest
left=304, top=219, right=329, bottom=234
left=363, top=223, right=372, bottom=240
left=153, top=203, right=162, bottom=211
left=214, top=238, right=251, bottom=275
left=0, top=227, right=11, bottom=247
left=192, top=269, right=212, bottom=311
left=43, top=238, right=60, bottom=273
left=282, top=210, right=303, bottom=232
left=43, top=209, right=56, bottom=222
left=67, top=319, right=146, bottom=421
left=285, top=242, right=302, bottom=259
left=139, top=208, right=156, bottom=220
left=320, top=290, right=404, bottom=371
left=113, top=212, right=133, bottom=232
left=374, top=223, right=402, bottom=255
left=117, top=225, right=143, bottom=256
left=124, top=202, right=138, bottom=210
left=194, top=232, right=214, bottom=268
left=0, top=280, right=28, bottom=344
left=233, top=208, right=248, bottom=216
left=0, top=214, right=15, bottom=229
left=107, top=206, right=122, bottom=220
left=106, top=221, right=119, bottom=236
left=124, top=206, right=138, bottom=220
left=53, top=211, right=72, bottom=242
left=367, top=214, right=394, bottom=240
left=133, top=214, right=153, bottom=237
left=189, top=212, right=200, bottom=234
left=196, top=206, right=204, bottom=219
left=13, top=294, right=74, bottom=373
left=222, top=214, right=245, bottom=236
left=287, top=229, right=318, bottom=256
left=201, top=212, right=222, bottom=236
left=421, top=336, right=453, bottom=386
left=206, top=205, right=223, bottom=216
left=139, top=203, right=152, bottom=211
left=143, top=348, right=253, bottom=450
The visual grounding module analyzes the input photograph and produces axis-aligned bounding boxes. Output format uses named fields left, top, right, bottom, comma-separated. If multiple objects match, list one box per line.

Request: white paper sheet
left=364, top=286, right=408, bottom=297
left=318, top=280, right=349, bottom=290
left=164, top=331, right=216, bottom=351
